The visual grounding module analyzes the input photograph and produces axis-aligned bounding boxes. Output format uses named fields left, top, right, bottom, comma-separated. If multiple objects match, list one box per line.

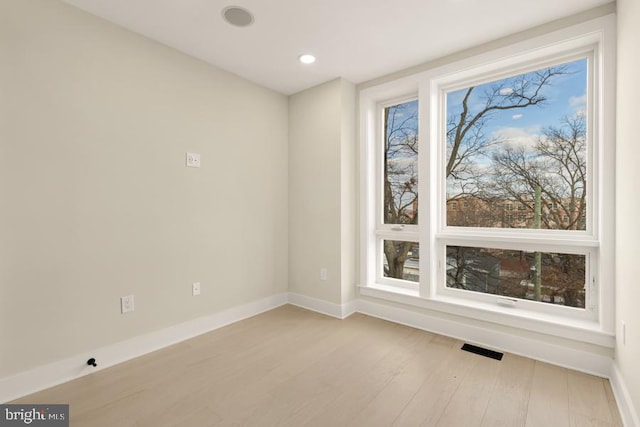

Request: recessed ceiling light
left=222, top=6, right=254, bottom=27
left=298, top=54, right=316, bottom=64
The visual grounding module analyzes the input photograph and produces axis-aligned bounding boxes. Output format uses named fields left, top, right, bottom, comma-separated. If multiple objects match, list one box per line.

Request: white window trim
left=432, top=49, right=598, bottom=323
left=375, top=96, right=421, bottom=289
left=359, top=14, right=616, bottom=345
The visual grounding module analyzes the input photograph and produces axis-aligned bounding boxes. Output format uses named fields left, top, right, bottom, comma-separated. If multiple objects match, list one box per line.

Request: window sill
left=358, top=283, right=614, bottom=348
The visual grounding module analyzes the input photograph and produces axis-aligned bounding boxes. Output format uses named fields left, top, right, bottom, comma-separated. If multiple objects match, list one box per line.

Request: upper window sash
left=376, top=97, right=420, bottom=230
left=435, top=51, right=597, bottom=239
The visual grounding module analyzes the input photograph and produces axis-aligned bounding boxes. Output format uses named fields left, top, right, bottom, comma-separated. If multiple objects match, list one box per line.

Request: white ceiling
left=62, top=0, right=613, bottom=95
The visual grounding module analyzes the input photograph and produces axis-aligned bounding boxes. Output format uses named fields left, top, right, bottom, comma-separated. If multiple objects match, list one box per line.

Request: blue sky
left=446, top=58, right=587, bottom=150
left=386, top=57, right=587, bottom=154
left=385, top=58, right=587, bottom=203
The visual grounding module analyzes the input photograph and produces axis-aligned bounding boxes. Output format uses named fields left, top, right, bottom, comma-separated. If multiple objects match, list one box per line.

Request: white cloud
left=388, top=157, right=417, bottom=171
left=512, top=114, right=523, bottom=120
left=569, top=94, right=587, bottom=116
left=569, top=93, right=587, bottom=107
left=500, top=88, right=514, bottom=96
left=492, top=126, right=540, bottom=150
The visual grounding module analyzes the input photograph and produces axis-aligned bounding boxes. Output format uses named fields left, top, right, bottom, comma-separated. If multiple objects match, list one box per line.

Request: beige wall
left=0, top=0, right=288, bottom=378
left=288, top=79, right=356, bottom=306
left=1, top=0, right=633, bottom=412
left=340, top=80, right=357, bottom=305
left=616, top=0, right=640, bottom=416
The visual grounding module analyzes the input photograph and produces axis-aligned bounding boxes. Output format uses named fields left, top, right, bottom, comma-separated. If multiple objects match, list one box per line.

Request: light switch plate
left=186, top=152, right=201, bottom=168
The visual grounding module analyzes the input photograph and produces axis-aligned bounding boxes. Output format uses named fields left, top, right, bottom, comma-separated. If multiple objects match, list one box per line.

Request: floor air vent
left=461, top=343, right=503, bottom=361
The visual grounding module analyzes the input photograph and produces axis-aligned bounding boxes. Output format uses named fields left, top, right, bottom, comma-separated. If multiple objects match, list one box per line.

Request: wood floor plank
left=568, top=370, right=614, bottom=425
left=348, top=334, right=456, bottom=427
left=603, top=379, right=624, bottom=427
left=71, top=389, right=160, bottom=427
left=392, top=339, right=479, bottom=426
left=434, top=351, right=502, bottom=427
left=195, top=313, right=371, bottom=424
left=570, top=413, right=617, bottom=427
left=305, top=328, right=436, bottom=426
left=525, top=362, right=570, bottom=427
left=480, top=354, right=536, bottom=427
left=136, top=400, right=221, bottom=427
left=227, top=315, right=412, bottom=426
left=9, top=305, right=621, bottom=427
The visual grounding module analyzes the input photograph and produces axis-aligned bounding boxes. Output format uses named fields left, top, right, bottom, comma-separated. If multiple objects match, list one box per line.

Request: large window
left=440, top=58, right=594, bottom=313
left=380, top=99, right=420, bottom=287
left=359, top=16, right=615, bottom=341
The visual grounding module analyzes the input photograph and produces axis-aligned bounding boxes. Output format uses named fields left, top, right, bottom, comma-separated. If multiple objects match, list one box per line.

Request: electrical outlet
left=121, top=295, right=135, bottom=314
left=192, top=282, right=201, bottom=296
left=186, top=152, right=201, bottom=168
left=320, top=268, right=328, bottom=281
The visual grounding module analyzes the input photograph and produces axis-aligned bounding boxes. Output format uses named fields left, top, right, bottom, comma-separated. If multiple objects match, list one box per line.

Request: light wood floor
left=13, top=305, right=623, bottom=426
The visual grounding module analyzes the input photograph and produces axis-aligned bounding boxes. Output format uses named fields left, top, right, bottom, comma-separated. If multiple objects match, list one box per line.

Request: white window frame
left=375, top=96, right=420, bottom=290
left=434, top=50, right=597, bottom=323
left=359, top=15, right=616, bottom=345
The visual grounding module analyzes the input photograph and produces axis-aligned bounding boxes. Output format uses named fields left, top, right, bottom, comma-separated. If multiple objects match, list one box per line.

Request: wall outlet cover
left=121, top=295, right=135, bottom=314
left=186, top=152, right=201, bottom=168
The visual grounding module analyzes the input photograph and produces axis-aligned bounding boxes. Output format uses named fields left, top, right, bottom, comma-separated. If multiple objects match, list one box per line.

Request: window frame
left=432, top=51, right=597, bottom=322
left=375, top=96, right=420, bottom=289
left=358, top=15, right=615, bottom=344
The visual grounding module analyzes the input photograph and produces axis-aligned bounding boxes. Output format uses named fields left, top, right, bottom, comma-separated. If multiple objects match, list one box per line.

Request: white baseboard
left=355, top=298, right=613, bottom=378
left=2, top=291, right=625, bottom=412
left=0, top=293, right=288, bottom=403
left=287, top=292, right=356, bottom=319
left=610, top=362, right=640, bottom=427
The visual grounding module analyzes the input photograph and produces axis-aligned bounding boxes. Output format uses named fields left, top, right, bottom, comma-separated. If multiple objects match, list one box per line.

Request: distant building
left=446, top=196, right=586, bottom=230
